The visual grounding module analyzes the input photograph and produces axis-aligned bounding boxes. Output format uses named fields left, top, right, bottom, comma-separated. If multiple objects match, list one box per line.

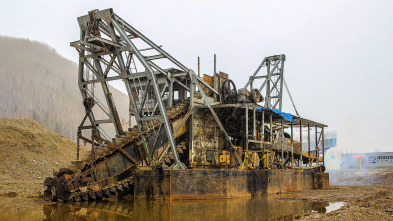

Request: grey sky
left=1, top=0, right=392, bottom=153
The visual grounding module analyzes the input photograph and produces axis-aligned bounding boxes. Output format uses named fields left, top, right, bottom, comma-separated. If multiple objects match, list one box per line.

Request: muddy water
left=0, top=196, right=344, bottom=221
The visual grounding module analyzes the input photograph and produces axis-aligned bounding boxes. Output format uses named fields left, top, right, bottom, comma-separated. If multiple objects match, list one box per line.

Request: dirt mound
left=0, top=118, right=87, bottom=195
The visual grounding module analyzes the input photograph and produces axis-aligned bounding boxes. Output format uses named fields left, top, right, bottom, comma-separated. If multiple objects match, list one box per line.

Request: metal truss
left=70, top=8, right=244, bottom=169
left=244, top=55, right=285, bottom=110
left=70, top=9, right=198, bottom=169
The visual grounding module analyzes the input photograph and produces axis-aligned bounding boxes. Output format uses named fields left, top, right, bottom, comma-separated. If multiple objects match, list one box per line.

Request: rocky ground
left=291, top=168, right=393, bottom=220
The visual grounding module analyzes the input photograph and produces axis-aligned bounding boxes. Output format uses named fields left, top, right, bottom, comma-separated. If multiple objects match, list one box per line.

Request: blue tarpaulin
left=256, top=107, right=293, bottom=122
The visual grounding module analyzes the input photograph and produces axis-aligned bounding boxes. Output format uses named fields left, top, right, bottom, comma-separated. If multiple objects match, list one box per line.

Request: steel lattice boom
left=244, top=55, right=285, bottom=110
left=70, top=9, right=235, bottom=169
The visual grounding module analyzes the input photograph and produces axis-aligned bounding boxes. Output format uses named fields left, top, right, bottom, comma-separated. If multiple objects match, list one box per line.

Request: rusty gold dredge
left=43, top=8, right=329, bottom=202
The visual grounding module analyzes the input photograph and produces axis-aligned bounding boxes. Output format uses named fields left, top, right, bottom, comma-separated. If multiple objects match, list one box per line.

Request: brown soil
left=281, top=169, right=393, bottom=220
left=0, top=118, right=87, bottom=195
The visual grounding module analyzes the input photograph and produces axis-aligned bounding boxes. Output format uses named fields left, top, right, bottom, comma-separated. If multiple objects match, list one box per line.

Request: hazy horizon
left=1, top=0, right=392, bottom=153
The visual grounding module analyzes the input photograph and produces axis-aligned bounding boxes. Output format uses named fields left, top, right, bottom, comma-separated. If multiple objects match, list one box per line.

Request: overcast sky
left=1, top=0, right=392, bottom=153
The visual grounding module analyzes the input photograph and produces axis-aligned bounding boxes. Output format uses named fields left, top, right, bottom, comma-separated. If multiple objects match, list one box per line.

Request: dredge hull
left=134, top=168, right=329, bottom=199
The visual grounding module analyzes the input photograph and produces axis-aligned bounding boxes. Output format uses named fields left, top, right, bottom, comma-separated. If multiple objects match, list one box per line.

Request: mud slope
left=0, top=118, right=87, bottom=195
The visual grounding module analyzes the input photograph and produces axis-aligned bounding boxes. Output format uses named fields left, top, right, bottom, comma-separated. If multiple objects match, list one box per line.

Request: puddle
left=0, top=197, right=346, bottom=221
left=325, top=202, right=346, bottom=213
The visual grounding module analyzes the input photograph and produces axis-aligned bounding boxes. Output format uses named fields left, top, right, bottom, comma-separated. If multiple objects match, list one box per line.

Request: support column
left=278, top=58, right=285, bottom=111
left=189, top=75, right=195, bottom=166
left=308, top=123, right=310, bottom=167
left=253, top=107, right=256, bottom=139
left=265, top=62, right=271, bottom=108
left=245, top=104, right=249, bottom=159
left=300, top=121, right=303, bottom=169
left=168, top=78, right=174, bottom=108
left=197, top=56, right=200, bottom=77
left=214, top=54, right=216, bottom=74
left=281, top=118, right=284, bottom=169
left=322, top=127, right=325, bottom=166
left=261, top=109, right=265, bottom=169
left=291, top=122, right=294, bottom=167
left=270, top=113, right=273, bottom=168
left=315, top=126, right=319, bottom=165
left=270, top=113, right=273, bottom=146
left=250, top=76, right=253, bottom=92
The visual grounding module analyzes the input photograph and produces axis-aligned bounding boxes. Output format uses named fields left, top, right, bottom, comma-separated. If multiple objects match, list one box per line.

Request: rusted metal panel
left=244, top=170, right=268, bottom=197
left=282, top=171, right=294, bottom=192
left=191, top=111, right=222, bottom=167
left=203, top=74, right=214, bottom=86
left=94, top=162, right=109, bottom=180
left=106, top=153, right=126, bottom=176
left=313, top=172, right=330, bottom=189
left=134, top=169, right=326, bottom=200
left=227, top=170, right=249, bottom=198
left=170, top=170, right=225, bottom=199
left=134, top=167, right=165, bottom=199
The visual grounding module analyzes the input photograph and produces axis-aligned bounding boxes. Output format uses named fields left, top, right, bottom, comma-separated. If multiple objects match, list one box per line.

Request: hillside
left=0, top=118, right=88, bottom=194
left=0, top=36, right=129, bottom=141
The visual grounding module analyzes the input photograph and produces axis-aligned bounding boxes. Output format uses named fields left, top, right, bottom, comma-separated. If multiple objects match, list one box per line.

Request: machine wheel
left=221, top=79, right=237, bottom=104
left=55, top=175, right=72, bottom=202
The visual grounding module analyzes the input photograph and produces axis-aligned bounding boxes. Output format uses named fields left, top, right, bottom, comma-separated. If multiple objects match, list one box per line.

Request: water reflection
left=325, top=202, right=346, bottom=213
left=41, top=197, right=343, bottom=221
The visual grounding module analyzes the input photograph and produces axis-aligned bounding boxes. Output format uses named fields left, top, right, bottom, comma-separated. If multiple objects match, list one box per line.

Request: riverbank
left=292, top=168, right=393, bottom=220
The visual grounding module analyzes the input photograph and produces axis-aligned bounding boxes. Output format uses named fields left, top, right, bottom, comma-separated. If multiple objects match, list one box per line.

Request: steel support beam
left=281, top=118, right=284, bottom=169
left=300, top=120, right=303, bottom=169
left=291, top=122, right=293, bottom=167
left=112, top=19, right=185, bottom=169
left=315, top=126, right=319, bottom=165
left=261, top=109, right=265, bottom=169
left=322, top=127, right=325, bottom=166
left=307, top=123, right=310, bottom=167
left=245, top=104, right=249, bottom=159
